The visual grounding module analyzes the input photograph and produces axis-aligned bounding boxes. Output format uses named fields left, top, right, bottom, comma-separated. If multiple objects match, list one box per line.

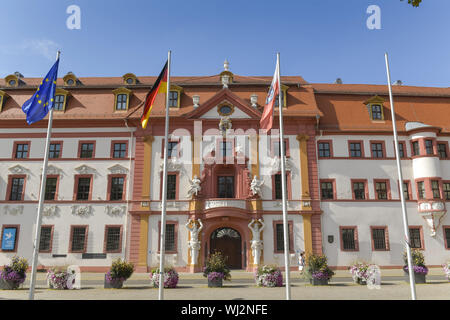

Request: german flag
left=141, top=61, right=168, bottom=129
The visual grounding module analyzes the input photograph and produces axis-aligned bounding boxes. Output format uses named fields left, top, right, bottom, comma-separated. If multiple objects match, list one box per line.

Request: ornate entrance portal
left=210, top=227, right=242, bottom=269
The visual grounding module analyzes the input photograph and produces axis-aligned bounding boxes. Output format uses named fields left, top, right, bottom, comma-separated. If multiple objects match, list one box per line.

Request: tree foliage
left=402, top=0, right=422, bottom=7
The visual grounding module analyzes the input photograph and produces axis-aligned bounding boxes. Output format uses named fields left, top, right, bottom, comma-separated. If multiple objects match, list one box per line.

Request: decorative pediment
left=43, top=205, right=59, bottom=217
left=363, top=95, right=385, bottom=105
left=105, top=205, right=126, bottom=216
left=185, top=88, right=261, bottom=120
left=71, top=205, right=92, bottom=217
left=3, top=205, right=24, bottom=215
left=108, top=164, right=129, bottom=175
left=43, top=165, right=63, bottom=175
left=9, top=165, right=30, bottom=175
left=74, top=164, right=97, bottom=175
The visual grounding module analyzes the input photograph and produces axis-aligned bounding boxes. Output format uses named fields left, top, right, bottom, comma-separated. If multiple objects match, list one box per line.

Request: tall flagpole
left=158, top=50, right=171, bottom=300
left=385, top=52, right=417, bottom=300
left=28, top=51, right=60, bottom=300
left=277, top=52, right=291, bottom=300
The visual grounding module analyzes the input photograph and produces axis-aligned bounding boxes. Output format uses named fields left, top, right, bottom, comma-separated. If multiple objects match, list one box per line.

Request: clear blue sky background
left=1, top=0, right=449, bottom=87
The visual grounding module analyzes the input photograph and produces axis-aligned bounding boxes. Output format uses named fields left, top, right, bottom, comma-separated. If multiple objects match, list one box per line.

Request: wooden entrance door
left=210, top=228, right=242, bottom=269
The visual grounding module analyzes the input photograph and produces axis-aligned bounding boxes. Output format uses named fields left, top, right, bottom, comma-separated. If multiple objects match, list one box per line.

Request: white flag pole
left=276, top=52, right=291, bottom=300
left=385, top=52, right=417, bottom=300
left=158, top=50, right=171, bottom=300
left=28, top=50, right=60, bottom=300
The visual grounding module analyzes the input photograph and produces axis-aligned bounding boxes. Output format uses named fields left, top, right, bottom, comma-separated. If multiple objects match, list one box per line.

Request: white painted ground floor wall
left=321, top=201, right=450, bottom=266
left=0, top=204, right=127, bottom=267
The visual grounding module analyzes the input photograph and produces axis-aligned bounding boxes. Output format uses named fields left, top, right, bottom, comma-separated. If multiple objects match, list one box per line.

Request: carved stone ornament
left=43, top=205, right=59, bottom=217
left=250, top=175, right=264, bottom=197
left=420, top=212, right=446, bottom=237
left=74, top=165, right=96, bottom=175
left=159, top=158, right=182, bottom=172
left=8, top=165, right=29, bottom=175
left=108, top=164, right=129, bottom=175
left=3, top=205, right=24, bottom=215
left=71, top=205, right=92, bottom=217
left=105, top=205, right=126, bottom=216
left=45, top=165, right=64, bottom=176
left=269, top=157, right=292, bottom=174
left=158, top=201, right=181, bottom=209
left=219, top=116, right=232, bottom=136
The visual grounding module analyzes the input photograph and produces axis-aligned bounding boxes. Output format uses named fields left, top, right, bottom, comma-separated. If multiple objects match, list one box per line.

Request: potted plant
left=104, top=258, right=134, bottom=289
left=443, top=262, right=450, bottom=282
left=403, top=249, right=428, bottom=284
left=47, top=266, right=76, bottom=289
left=203, top=251, right=231, bottom=287
left=255, top=265, right=283, bottom=287
left=150, top=266, right=179, bottom=288
left=0, top=256, right=28, bottom=290
left=349, top=261, right=375, bottom=285
left=304, top=254, right=334, bottom=285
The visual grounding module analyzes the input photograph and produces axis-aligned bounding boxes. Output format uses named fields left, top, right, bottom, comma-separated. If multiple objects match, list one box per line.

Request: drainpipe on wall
left=315, top=114, right=324, bottom=254
left=123, top=119, right=134, bottom=261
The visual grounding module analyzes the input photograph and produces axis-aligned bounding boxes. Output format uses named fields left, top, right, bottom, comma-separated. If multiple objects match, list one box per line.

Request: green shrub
left=109, top=259, right=134, bottom=280
left=303, top=254, right=335, bottom=280
left=203, top=251, right=231, bottom=281
left=403, top=249, right=426, bottom=267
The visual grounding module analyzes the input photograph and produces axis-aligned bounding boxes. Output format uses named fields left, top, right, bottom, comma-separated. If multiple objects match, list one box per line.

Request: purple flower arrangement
left=443, top=263, right=450, bottom=281
left=207, top=272, right=225, bottom=282
left=105, top=271, right=126, bottom=284
left=0, top=256, right=28, bottom=289
left=0, top=266, right=26, bottom=285
left=403, top=265, right=428, bottom=275
left=47, top=269, right=75, bottom=290
left=349, top=263, right=374, bottom=284
left=311, top=271, right=332, bottom=280
left=255, top=265, right=283, bottom=287
left=150, top=268, right=179, bottom=288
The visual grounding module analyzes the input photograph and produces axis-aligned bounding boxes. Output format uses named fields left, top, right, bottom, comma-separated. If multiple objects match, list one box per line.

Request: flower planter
left=208, top=278, right=223, bottom=287
left=356, top=278, right=367, bottom=285
left=404, top=272, right=426, bottom=284
left=0, top=278, right=20, bottom=290
left=310, top=278, right=328, bottom=286
left=104, top=274, right=124, bottom=289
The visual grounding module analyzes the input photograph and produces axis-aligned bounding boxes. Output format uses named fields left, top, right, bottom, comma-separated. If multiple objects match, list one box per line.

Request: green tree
left=402, top=0, right=422, bottom=7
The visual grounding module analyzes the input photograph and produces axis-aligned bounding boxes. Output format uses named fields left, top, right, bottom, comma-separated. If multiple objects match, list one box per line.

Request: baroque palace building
left=0, top=62, right=449, bottom=272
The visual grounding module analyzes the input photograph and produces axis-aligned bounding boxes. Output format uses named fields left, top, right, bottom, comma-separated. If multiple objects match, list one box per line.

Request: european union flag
left=21, top=58, right=60, bottom=125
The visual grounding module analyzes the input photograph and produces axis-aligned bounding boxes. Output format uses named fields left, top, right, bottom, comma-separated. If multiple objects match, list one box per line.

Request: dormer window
left=273, top=85, right=288, bottom=108
left=5, top=75, right=19, bottom=88
left=168, top=85, right=183, bottom=108
left=63, top=72, right=78, bottom=86
left=364, top=95, right=385, bottom=121
left=53, top=88, right=69, bottom=112
left=371, top=104, right=383, bottom=120
left=169, top=91, right=178, bottom=107
left=122, top=73, right=137, bottom=85
left=112, top=87, right=132, bottom=111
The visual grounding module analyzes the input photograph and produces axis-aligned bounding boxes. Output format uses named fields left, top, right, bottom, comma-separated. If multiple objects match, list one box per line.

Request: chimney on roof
left=334, top=78, right=343, bottom=84
left=394, top=80, right=402, bottom=86
left=14, top=71, right=24, bottom=78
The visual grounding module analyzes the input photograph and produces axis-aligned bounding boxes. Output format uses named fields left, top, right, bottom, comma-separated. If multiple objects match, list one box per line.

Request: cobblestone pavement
left=0, top=270, right=448, bottom=300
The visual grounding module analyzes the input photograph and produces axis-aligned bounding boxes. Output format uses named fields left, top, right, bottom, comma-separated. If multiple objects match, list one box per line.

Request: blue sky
left=1, top=0, right=449, bottom=87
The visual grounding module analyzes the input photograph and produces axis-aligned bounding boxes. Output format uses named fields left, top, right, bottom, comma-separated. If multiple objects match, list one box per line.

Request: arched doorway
left=210, top=227, right=242, bottom=269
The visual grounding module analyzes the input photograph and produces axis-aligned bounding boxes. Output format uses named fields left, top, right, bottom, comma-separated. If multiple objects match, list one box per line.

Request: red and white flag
left=260, top=62, right=280, bottom=131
